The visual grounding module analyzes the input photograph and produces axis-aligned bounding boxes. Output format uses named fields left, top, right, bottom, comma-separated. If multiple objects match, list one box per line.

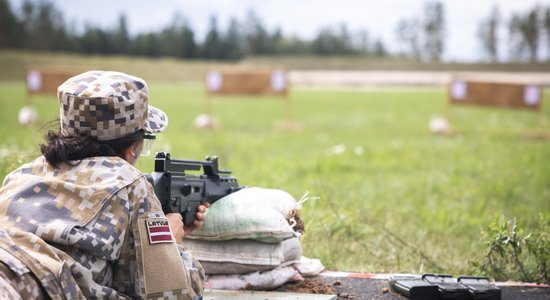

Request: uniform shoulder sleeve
left=122, top=176, right=202, bottom=299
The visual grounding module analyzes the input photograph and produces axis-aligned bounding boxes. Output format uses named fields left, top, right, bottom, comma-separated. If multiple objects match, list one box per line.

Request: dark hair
left=40, top=129, right=144, bottom=168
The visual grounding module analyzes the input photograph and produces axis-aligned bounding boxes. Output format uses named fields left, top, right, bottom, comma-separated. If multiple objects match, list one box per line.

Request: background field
left=0, top=52, right=549, bottom=278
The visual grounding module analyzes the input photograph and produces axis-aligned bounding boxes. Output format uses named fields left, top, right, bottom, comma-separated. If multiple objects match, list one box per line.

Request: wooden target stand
left=20, top=68, right=78, bottom=125
left=436, top=78, right=547, bottom=139
left=198, top=69, right=302, bottom=131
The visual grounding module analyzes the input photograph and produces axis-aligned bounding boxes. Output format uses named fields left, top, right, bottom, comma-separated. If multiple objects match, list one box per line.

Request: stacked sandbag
left=183, top=187, right=324, bottom=290
left=187, top=187, right=302, bottom=242
left=183, top=237, right=302, bottom=274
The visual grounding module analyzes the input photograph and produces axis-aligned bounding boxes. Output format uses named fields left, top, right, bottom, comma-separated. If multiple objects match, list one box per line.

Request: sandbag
left=187, top=187, right=303, bottom=243
left=204, top=266, right=303, bottom=290
left=183, top=237, right=302, bottom=274
left=294, top=256, right=325, bottom=276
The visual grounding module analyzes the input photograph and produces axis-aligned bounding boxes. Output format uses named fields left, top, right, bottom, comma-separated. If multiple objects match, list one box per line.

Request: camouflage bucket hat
left=57, top=70, right=168, bottom=140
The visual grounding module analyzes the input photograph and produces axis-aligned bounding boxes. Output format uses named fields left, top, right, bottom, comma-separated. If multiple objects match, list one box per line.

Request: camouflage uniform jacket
left=0, top=156, right=205, bottom=299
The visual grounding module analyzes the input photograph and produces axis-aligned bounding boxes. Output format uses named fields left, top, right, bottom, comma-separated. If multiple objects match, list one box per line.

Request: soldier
left=0, top=70, right=207, bottom=299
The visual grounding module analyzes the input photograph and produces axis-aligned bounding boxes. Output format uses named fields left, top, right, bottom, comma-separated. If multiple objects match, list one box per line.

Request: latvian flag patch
left=146, top=219, right=173, bottom=244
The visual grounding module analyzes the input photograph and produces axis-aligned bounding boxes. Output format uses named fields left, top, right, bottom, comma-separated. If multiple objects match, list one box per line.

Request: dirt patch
left=337, top=293, right=359, bottom=299
left=281, top=278, right=335, bottom=294
left=281, top=278, right=361, bottom=299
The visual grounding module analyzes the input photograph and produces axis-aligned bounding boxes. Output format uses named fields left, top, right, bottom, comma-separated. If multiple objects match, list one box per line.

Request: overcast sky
left=9, top=0, right=550, bottom=62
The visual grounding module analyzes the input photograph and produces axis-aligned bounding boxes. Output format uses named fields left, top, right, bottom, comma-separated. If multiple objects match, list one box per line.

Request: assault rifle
left=146, top=152, right=243, bottom=226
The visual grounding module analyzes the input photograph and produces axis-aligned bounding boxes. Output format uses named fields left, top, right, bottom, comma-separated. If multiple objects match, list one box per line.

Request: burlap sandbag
left=204, top=266, right=303, bottom=290
left=187, top=187, right=302, bottom=243
left=183, top=237, right=302, bottom=274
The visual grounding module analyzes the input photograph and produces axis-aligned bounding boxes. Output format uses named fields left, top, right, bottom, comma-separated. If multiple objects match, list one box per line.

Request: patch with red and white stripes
left=146, top=219, right=173, bottom=244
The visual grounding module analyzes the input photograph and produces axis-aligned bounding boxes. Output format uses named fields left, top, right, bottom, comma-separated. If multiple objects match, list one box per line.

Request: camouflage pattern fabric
left=58, top=70, right=168, bottom=140
left=0, top=251, right=46, bottom=299
left=0, top=156, right=204, bottom=299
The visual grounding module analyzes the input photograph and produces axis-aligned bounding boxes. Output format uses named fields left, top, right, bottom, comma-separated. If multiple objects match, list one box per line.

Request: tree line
left=395, top=3, right=550, bottom=63
left=0, top=0, right=392, bottom=60
left=0, top=0, right=547, bottom=62
left=476, top=5, right=550, bottom=63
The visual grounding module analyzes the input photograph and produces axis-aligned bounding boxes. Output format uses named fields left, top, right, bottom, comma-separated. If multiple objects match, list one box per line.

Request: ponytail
left=40, top=130, right=144, bottom=168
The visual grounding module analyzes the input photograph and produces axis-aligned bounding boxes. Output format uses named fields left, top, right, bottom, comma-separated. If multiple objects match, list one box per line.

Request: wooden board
left=448, top=80, right=543, bottom=111
left=205, top=70, right=288, bottom=96
left=204, top=289, right=337, bottom=300
left=27, top=69, right=77, bottom=95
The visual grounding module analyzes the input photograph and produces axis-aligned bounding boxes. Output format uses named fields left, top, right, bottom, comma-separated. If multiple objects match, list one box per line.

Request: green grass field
left=0, top=53, right=548, bottom=279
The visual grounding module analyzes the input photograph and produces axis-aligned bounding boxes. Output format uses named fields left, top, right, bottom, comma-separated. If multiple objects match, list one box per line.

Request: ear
left=122, top=147, right=131, bottom=162
left=123, top=145, right=138, bottom=164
